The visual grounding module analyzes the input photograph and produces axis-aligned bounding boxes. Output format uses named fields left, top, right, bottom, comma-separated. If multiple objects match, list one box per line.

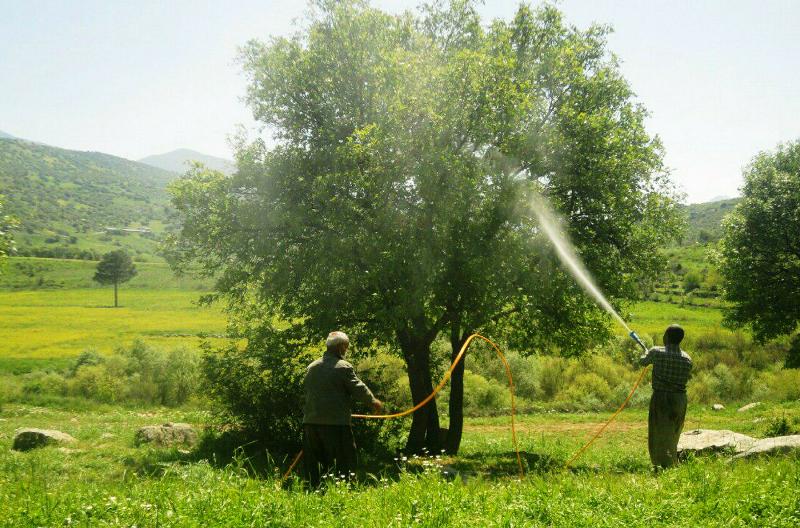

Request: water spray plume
left=528, top=193, right=632, bottom=335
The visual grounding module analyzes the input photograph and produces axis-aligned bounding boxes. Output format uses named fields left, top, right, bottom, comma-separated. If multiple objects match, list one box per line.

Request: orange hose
left=281, top=450, right=304, bottom=482
left=282, top=333, right=523, bottom=481
left=564, top=365, right=650, bottom=468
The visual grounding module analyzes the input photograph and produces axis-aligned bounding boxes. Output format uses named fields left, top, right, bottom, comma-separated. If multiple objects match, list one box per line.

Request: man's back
left=303, top=352, right=376, bottom=425
left=641, top=345, right=693, bottom=393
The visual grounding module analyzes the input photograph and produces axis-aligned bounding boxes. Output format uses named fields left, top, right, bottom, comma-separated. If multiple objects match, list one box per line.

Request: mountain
left=139, top=148, right=235, bottom=175
left=0, top=138, right=176, bottom=260
left=0, top=130, right=17, bottom=139
left=682, top=197, right=741, bottom=244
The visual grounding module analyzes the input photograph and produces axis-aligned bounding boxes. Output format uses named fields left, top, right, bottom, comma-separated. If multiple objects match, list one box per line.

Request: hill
left=0, top=130, right=16, bottom=139
left=0, top=138, right=176, bottom=261
left=681, top=198, right=741, bottom=244
left=139, top=148, right=235, bottom=175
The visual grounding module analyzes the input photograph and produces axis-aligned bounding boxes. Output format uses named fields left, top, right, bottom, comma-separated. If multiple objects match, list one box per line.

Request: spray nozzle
left=629, top=331, right=648, bottom=353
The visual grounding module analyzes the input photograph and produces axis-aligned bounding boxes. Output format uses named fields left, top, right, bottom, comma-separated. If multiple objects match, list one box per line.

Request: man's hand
left=371, top=400, right=384, bottom=413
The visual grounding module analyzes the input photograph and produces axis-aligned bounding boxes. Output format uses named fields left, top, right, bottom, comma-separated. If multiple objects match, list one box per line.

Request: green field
left=0, top=257, right=224, bottom=368
left=0, top=257, right=212, bottom=290
left=1, top=402, right=798, bottom=526
left=0, top=289, right=226, bottom=365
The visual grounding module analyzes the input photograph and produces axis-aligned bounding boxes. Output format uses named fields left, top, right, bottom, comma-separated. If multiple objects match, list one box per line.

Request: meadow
left=1, top=256, right=799, bottom=526
left=0, top=257, right=225, bottom=372
left=1, top=401, right=798, bottom=527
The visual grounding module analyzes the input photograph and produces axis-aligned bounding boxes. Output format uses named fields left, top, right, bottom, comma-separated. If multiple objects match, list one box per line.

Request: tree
left=718, top=140, right=800, bottom=341
left=0, top=194, right=18, bottom=268
left=168, top=0, right=680, bottom=454
left=94, top=250, right=137, bottom=307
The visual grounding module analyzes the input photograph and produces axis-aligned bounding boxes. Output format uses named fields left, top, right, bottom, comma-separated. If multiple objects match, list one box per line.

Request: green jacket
left=302, top=351, right=378, bottom=425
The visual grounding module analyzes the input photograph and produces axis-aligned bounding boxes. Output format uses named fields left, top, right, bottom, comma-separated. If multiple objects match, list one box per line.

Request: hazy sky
left=2, top=1, right=798, bottom=203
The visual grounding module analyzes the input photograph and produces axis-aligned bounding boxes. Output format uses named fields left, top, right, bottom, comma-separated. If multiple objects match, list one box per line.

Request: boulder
left=678, top=429, right=756, bottom=456
left=12, top=429, right=77, bottom=451
left=134, top=423, right=197, bottom=447
left=737, top=402, right=762, bottom=412
left=712, top=404, right=725, bottom=411
left=733, top=435, right=800, bottom=459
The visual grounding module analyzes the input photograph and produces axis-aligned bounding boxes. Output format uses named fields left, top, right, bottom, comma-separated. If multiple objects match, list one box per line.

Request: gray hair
left=326, top=331, right=350, bottom=351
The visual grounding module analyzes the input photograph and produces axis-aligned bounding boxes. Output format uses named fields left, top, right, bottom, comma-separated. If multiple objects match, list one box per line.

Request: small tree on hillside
left=94, top=250, right=137, bottom=307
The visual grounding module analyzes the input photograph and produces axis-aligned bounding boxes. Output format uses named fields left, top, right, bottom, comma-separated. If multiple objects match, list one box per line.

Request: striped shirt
left=640, top=345, right=693, bottom=393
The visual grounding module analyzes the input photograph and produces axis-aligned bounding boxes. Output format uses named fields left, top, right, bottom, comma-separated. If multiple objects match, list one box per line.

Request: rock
left=134, top=423, right=197, bottom=447
left=712, top=403, right=725, bottom=411
left=12, top=429, right=77, bottom=451
left=737, top=402, right=762, bottom=412
left=733, top=435, right=800, bottom=459
left=678, top=429, right=756, bottom=456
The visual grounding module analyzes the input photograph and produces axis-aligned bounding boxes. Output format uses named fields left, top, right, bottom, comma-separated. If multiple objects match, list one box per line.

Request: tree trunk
left=114, top=281, right=118, bottom=308
left=444, top=327, right=468, bottom=455
left=399, top=331, right=441, bottom=455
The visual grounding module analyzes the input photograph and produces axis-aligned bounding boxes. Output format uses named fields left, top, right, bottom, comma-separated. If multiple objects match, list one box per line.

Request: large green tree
left=169, top=0, right=679, bottom=454
left=718, top=140, right=800, bottom=341
left=94, top=250, right=137, bottom=307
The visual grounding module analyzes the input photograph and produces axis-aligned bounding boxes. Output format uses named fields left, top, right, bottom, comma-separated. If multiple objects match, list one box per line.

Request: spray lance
left=628, top=330, right=648, bottom=354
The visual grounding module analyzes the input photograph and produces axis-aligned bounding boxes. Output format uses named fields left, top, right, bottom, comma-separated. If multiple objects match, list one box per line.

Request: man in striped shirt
left=640, top=324, right=693, bottom=469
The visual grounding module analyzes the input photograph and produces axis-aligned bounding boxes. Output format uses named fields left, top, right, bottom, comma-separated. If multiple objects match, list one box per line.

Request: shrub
left=202, top=326, right=404, bottom=457
left=66, top=364, right=124, bottom=403
left=538, top=356, right=567, bottom=400
left=462, top=370, right=510, bottom=415
left=753, top=369, right=800, bottom=402
left=683, top=272, right=702, bottom=293
left=762, top=414, right=799, bottom=437
left=557, top=373, right=612, bottom=409
left=687, top=371, right=716, bottom=404
left=785, top=335, right=800, bottom=369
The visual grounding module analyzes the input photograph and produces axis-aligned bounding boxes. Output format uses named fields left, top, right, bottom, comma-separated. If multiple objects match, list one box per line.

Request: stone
left=12, top=429, right=77, bottom=451
left=712, top=403, right=725, bottom=411
left=134, top=423, right=197, bottom=447
left=677, top=429, right=756, bottom=456
left=733, top=435, right=800, bottom=459
left=737, top=402, right=762, bottom=412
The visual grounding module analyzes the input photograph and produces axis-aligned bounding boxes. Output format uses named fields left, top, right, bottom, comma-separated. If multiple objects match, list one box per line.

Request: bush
left=753, top=369, right=800, bottom=402
left=538, top=356, right=567, bottom=400
left=785, top=335, right=800, bottom=369
left=202, top=326, right=404, bottom=457
left=461, top=370, right=510, bottom=415
left=558, top=372, right=612, bottom=407
left=67, top=364, right=124, bottom=403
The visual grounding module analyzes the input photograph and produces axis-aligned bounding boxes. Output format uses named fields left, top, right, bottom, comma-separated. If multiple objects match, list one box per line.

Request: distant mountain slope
left=0, top=138, right=176, bottom=260
left=682, top=198, right=741, bottom=244
left=139, top=148, right=235, bottom=175
left=0, top=130, right=16, bottom=139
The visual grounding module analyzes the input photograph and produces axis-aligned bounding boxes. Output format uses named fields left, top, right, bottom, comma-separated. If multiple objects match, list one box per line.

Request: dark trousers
left=302, top=424, right=357, bottom=487
left=648, top=391, right=687, bottom=469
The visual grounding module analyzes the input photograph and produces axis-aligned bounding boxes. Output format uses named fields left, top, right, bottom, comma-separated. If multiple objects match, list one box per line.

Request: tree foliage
left=718, top=140, right=800, bottom=341
left=94, top=250, right=137, bottom=307
left=168, top=0, right=680, bottom=453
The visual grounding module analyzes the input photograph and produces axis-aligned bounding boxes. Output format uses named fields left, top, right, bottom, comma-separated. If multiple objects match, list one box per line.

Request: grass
left=625, top=301, right=724, bottom=340
left=0, top=288, right=226, bottom=364
left=1, top=402, right=798, bottom=527
left=0, top=257, right=213, bottom=290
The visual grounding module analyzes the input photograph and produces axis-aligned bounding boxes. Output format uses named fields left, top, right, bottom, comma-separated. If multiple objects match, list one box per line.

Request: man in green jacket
left=302, top=331, right=382, bottom=486
left=640, top=324, right=693, bottom=469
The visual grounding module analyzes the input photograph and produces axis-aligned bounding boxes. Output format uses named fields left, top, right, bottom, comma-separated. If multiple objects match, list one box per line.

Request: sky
left=1, top=1, right=798, bottom=203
